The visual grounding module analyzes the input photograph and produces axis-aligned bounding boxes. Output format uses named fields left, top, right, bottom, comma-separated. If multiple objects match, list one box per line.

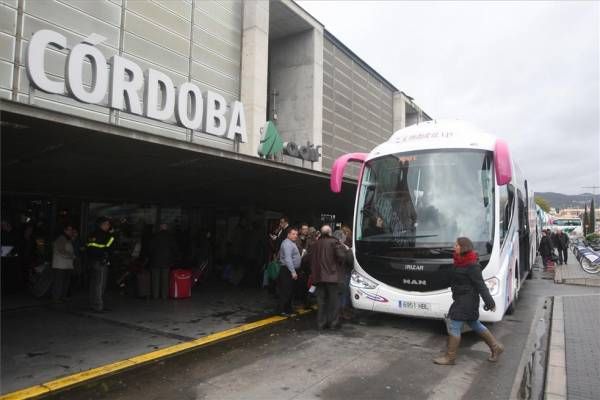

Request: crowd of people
left=538, top=228, right=570, bottom=267
left=268, top=217, right=354, bottom=329
left=2, top=213, right=357, bottom=325
left=4, top=212, right=510, bottom=365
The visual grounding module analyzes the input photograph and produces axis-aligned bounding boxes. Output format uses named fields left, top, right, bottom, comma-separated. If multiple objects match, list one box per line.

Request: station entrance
left=1, top=108, right=357, bottom=292
left=1, top=108, right=357, bottom=394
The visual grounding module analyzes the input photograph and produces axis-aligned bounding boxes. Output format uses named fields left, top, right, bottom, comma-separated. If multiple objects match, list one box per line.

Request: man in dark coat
left=551, top=229, right=564, bottom=265
left=149, top=223, right=180, bottom=299
left=307, top=225, right=347, bottom=329
left=272, top=216, right=291, bottom=255
left=538, top=230, right=553, bottom=267
left=557, top=229, right=569, bottom=264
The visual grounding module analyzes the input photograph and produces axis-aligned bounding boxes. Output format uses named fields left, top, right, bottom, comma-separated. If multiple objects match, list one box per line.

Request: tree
left=535, top=196, right=551, bottom=213
left=591, top=198, right=596, bottom=233
left=583, top=205, right=589, bottom=235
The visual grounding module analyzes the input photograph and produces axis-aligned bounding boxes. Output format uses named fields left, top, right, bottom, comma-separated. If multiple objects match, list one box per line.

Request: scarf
left=453, top=250, right=478, bottom=267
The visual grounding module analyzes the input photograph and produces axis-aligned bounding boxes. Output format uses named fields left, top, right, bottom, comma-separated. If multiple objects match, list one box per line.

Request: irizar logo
left=403, top=279, right=427, bottom=286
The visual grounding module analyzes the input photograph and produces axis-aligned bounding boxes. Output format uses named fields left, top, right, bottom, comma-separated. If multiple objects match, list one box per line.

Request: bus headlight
left=350, top=270, right=378, bottom=289
left=485, top=277, right=500, bottom=296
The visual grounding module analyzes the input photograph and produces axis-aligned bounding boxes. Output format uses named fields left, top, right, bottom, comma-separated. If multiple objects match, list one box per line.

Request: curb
left=544, top=296, right=567, bottom=399
left=0, top=308, right=313, bottom=400
left=508, top=297, right=551, bottom=400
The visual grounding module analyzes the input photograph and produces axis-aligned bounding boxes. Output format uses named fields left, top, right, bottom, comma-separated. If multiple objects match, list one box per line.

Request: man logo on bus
left=403, top=279, right=427, bottom=285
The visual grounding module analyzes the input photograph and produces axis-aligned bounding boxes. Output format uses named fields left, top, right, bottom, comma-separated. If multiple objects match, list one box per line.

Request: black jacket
left=551, top=233, right=561, bottom=249
left=448, top=263, right=495, bottom=321
left=148, top=231, right=180, bottom=269
left=307, top=236, right=347, bottom=284
left=539, top=236, right=553, bottom=257
left=86, top=229, right=115, bottom=262
left=558, top=233, right=569, bottom=249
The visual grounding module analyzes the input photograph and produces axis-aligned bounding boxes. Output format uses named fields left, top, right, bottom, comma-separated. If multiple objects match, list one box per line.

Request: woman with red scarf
left=434, top=237, right=504, bottom=365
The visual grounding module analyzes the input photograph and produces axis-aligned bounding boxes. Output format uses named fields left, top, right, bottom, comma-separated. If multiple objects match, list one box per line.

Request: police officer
left=87, top=217, right=115, bottom=312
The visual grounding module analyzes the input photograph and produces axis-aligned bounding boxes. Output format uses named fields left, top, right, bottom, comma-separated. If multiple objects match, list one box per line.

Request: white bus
left=330, top=120, right=538, bottom=322
left=547, top=217, right=583, bottom=238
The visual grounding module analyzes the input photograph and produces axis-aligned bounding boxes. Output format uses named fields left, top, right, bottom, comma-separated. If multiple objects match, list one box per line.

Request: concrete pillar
left=238, top=0, right=269, bottom=157
left=392, top=91, right=406, bottom=132
left=310, top=26, right=324, bottom=172
left=269, top=27, right=323, bottom=171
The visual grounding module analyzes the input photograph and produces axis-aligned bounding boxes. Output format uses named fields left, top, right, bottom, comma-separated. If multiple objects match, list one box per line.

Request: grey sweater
left=279, top=238, right=301, bottom=274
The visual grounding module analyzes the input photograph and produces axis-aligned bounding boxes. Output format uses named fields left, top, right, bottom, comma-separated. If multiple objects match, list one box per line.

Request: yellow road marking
left=0, top=310, right=311, bottom=399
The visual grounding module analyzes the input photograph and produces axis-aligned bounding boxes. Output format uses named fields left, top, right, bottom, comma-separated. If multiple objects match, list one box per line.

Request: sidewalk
left=1, top=285, right=278, bottom=395
left=553, top=257, right=600, bottom=287
left=545, top=294, right=600, bottom=400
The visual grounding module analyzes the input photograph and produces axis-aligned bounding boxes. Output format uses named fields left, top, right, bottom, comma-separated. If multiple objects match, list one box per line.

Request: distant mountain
left=535, top=192, right=600, bottom=209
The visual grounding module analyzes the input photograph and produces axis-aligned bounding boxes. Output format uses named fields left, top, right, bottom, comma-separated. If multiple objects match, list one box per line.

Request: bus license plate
left=399, top=300, right=431, bottom=311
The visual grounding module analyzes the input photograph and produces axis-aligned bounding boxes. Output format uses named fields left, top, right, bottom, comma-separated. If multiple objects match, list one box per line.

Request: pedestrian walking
left=551, top=229, right=564, bottom=265
left=87, top=217, right=115, bottom=313
left=434, top=237, right=503, bottom=365
left=51, top=223, right=76, bottom=303
left=307, top=225, right=347, bottom=330
left=557, top=229, right=569, bottom=264
left=277, top=227, right=301, bottom=315
left=148, top=223, right=180, bottom=299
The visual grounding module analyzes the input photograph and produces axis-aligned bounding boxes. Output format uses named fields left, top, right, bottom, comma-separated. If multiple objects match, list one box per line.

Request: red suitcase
left=169, top=269, right=192, bottom=299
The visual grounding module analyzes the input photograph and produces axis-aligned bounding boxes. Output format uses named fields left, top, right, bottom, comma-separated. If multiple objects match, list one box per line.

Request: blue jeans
left=448, top=319, right=487, bottom=336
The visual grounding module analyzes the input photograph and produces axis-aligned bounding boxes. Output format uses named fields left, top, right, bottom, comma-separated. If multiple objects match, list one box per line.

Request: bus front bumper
left=350, top=284, right=505, bottom=322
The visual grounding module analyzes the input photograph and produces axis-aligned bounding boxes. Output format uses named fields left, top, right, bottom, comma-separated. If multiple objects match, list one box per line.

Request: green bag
left=266, top=260, right=281, bottom=280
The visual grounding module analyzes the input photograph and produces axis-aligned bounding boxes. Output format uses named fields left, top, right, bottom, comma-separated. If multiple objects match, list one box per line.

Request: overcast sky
left=298, top=1, right=599, bottom=195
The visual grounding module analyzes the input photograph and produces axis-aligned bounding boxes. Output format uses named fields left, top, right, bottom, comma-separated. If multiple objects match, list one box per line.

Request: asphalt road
left=49, top=268, right=599, bottom=400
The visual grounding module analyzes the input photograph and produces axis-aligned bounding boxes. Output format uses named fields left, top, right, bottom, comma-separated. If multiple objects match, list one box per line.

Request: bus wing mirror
left=494, top=139, right=512, bottom=186
left=330, top=153, right=368, bottom=193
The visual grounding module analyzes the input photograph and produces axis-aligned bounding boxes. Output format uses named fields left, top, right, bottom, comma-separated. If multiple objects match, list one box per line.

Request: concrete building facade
left=1, top=0, right=430, bottom=239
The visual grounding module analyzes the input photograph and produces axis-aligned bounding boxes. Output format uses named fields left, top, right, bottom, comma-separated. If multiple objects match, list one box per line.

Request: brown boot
left=433, top=335, right=461, bottom=365
left=479, top=330, right=504, bottom=362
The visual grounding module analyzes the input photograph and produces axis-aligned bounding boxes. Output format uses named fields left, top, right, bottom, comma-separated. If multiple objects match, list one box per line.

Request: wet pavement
left=40, top=266, right=599, bottom=400
left=1, top=284, right=276, bottom=394
left=563, top=294, right=600, bottom=400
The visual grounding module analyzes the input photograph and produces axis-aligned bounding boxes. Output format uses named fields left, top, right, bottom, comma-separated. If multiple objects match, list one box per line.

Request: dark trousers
left=295, top=271, right=308, bottom=305
left=339, top=271, right=351, bottom=309
left=316, top=282, right=341, bottom=329
left=52, top=269, right=72, bottom=302
left=89, top=261, right=108, bottom=311
left=560, top=248, right=568, bottom=264
left=556, top=248, right=564, bottom=265
left=277, top=267, right=294, bottom=313
left=151, top=268, right=170, bottom=299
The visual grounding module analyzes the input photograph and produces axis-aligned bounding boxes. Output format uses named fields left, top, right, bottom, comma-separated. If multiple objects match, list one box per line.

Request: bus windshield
left=356, top=149, right=495, bottom=254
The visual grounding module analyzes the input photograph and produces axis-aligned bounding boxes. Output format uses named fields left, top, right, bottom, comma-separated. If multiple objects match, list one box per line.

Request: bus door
left=517, top=188, right=529, bottom=281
